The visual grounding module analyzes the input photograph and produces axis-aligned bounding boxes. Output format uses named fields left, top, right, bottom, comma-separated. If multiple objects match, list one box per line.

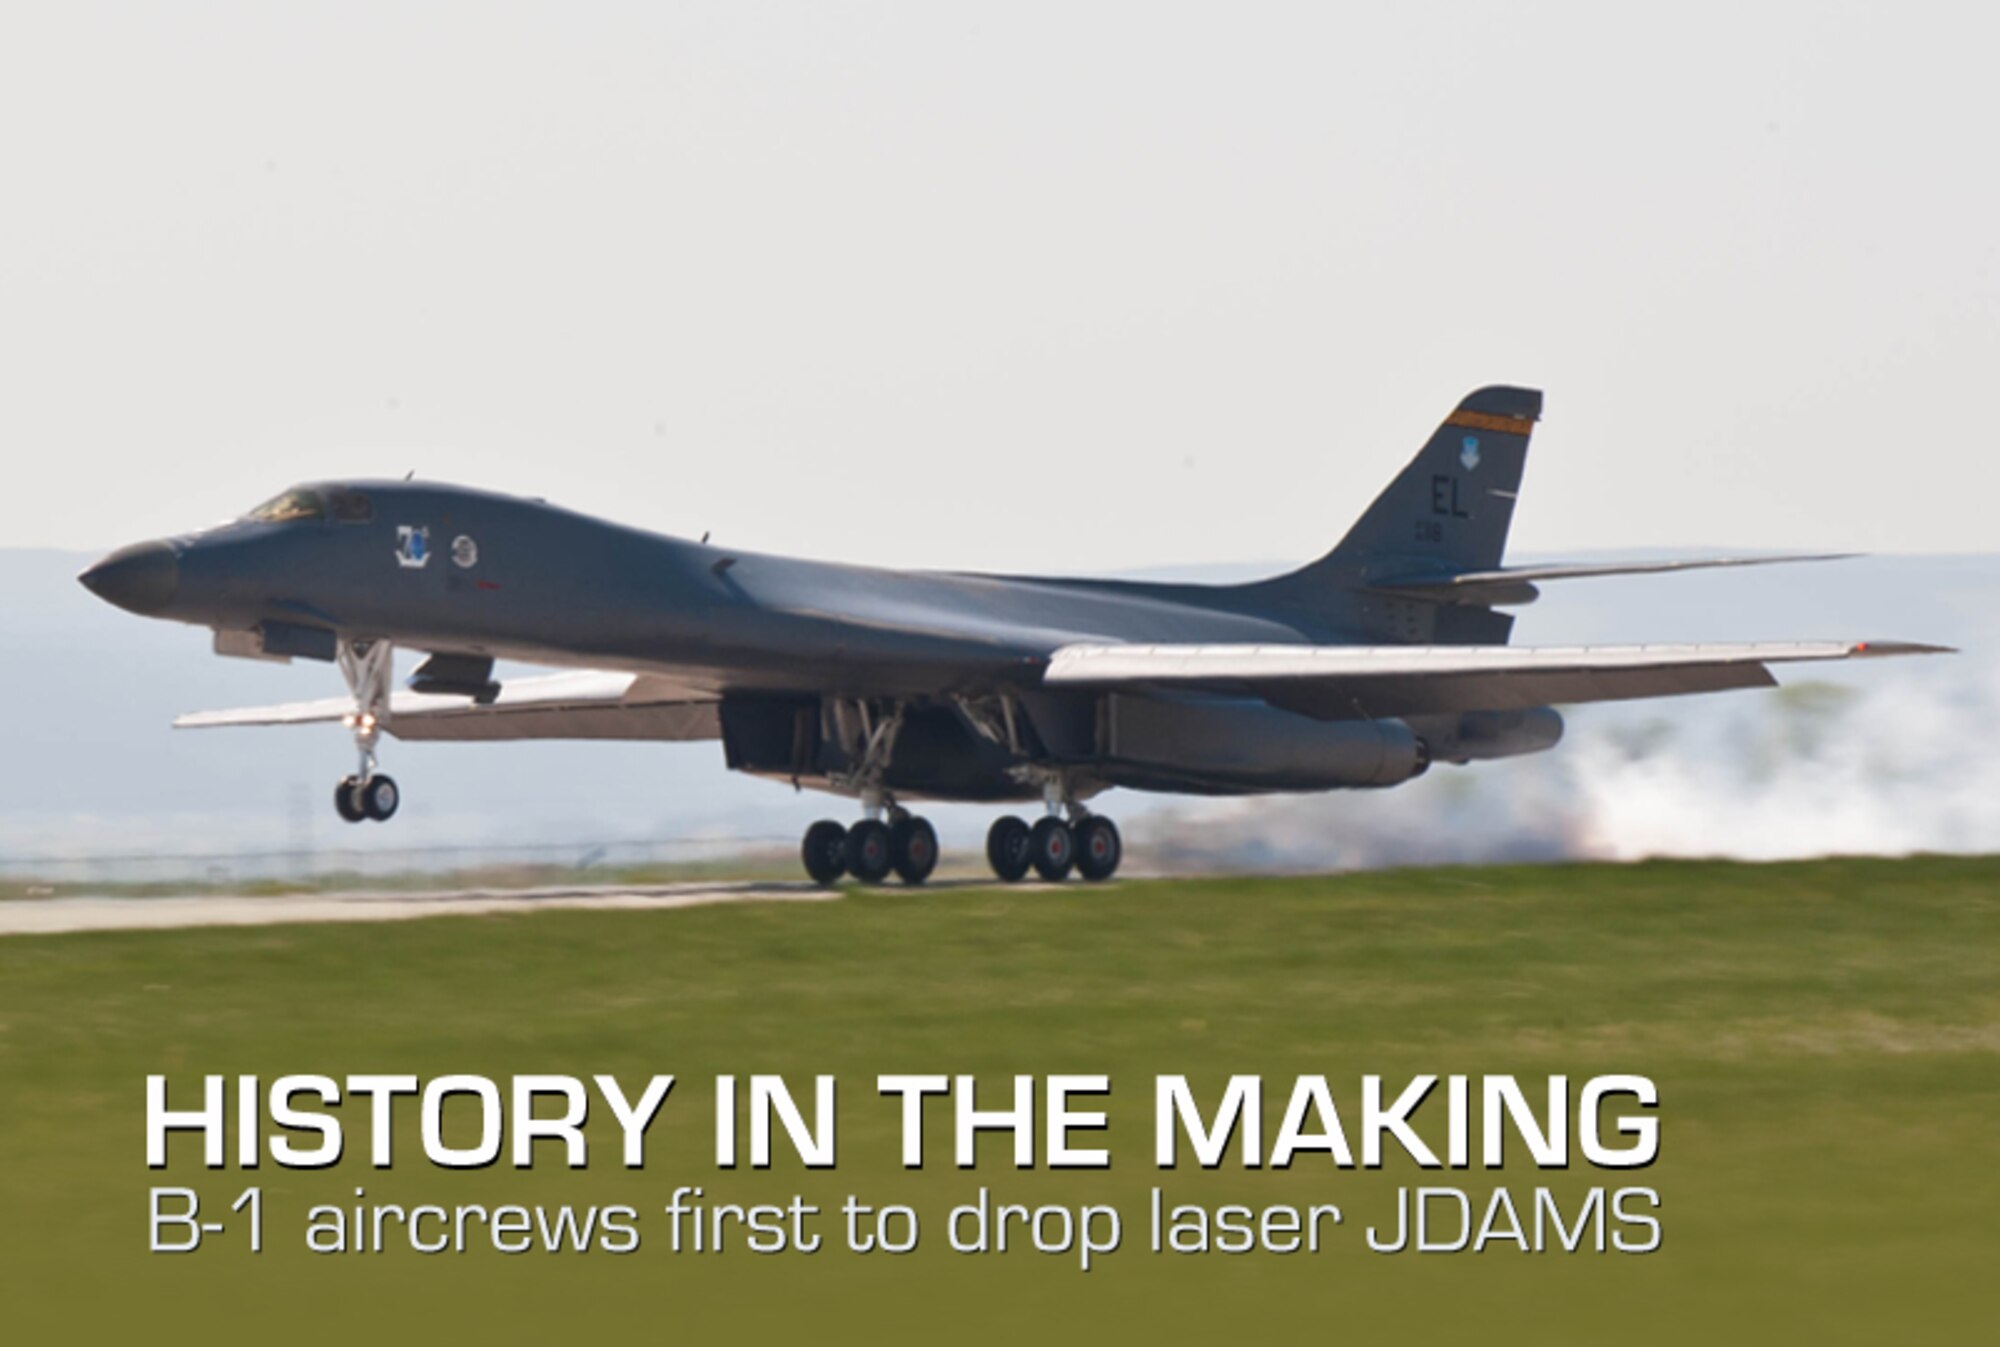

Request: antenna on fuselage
left=404, top=470, right=416, bottom=481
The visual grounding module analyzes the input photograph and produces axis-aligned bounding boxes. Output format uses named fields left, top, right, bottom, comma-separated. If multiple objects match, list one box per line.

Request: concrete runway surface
left=0, top=882, right=844, bottom=937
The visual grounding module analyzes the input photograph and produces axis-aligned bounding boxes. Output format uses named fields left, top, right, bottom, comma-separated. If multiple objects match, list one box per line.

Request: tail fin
left=1251, top=385, right=1542, bottom=642
left=1331, top=384, right=1541, bottom=575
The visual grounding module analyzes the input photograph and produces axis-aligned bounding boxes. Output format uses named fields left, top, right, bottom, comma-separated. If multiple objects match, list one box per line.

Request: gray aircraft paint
left=78, top=387, right=1940, bottom=818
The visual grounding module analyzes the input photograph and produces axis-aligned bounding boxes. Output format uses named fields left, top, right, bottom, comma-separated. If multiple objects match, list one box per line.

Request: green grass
left=2, top=857, right=1996, bottom=1344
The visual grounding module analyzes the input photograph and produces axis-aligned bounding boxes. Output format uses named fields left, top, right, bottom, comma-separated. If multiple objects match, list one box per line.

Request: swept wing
left=174, top=670, right=720, bottom=742
left=1043, top=640, right=1950, bottom=718
left=1367, top=553, right=1856, bottom=606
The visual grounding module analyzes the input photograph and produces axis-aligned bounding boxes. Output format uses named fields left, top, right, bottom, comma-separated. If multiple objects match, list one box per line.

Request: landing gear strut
left=793, top=696, right=1120, bottom=885
left=333, top=639, right=399, bottom=824
left=797, top=698, right=943, bottom=888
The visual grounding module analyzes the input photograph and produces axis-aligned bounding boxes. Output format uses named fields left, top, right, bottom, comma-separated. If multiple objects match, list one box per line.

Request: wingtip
left=1849, top=640, right=1957, bottom=657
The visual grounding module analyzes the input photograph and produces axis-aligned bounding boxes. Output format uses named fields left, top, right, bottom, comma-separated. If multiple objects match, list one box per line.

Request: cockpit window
left=328, top=490, right=373, bottom=523
left=245, top=489, right=326, bottom=523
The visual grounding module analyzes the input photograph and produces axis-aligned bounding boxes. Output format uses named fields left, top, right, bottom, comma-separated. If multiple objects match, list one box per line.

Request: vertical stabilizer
left=1251, top=385, right=1541, bottom=643
left=1329, top=385, right=1540, bottom=576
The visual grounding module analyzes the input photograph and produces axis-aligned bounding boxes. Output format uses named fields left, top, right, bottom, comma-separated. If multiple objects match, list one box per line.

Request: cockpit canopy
left=244, top=487, right=374, bottom=524
left=244, top=488, right=322, bottom=522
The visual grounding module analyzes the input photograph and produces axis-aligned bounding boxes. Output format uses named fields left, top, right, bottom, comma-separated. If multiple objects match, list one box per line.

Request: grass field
left=2, top=857, right=1996, bottom=1344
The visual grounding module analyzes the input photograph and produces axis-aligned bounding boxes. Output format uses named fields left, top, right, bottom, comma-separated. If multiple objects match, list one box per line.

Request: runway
left=0, top=881, right=840, bottom=937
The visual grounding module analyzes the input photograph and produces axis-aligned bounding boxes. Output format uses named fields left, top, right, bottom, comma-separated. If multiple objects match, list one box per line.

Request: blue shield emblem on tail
left=1460, top=436, right=1482, bottom=471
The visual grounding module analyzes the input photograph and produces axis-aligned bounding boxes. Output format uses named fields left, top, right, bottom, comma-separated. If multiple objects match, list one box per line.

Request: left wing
left=1367, top=553, right=1855, bottom=606
left=1044, top=640, right=1951, bottom=718
left=174, top=670, right=720, bottom=742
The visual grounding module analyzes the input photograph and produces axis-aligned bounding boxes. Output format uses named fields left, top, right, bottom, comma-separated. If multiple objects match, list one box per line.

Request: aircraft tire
left=360, top=774, right=400, bottom=822
left=1073, top=816, right=1122, bottom=881
left=1029, top=816, right=1075, bottom=882
left=986, top=816, right=1033, bottom=882
left=334, top=776, right=367, bottom=824
left=802, top=820, right=848, bottom=886
left=890, top=816, right=939, bottom=885
left=845, top=819, right=895, bottom=884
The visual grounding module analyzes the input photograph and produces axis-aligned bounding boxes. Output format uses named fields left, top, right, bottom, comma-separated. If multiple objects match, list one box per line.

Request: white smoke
left=1128, top=656, right=2000, bottom=871
left=1564, top=663, right=1997, bottom=860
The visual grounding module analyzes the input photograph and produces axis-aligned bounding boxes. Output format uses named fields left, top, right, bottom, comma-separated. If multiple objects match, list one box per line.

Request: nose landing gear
left=332, top=639, right=400, bottom=824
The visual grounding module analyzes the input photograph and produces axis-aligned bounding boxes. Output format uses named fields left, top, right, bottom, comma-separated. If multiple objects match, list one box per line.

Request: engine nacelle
left=1420, top=706, right=1565, bottom=764
left=1099, top=693, right=1427, bottom=793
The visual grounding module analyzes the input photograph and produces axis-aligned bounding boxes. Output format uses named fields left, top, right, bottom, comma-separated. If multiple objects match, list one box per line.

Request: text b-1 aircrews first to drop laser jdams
left=79, top=386, right=1946, bottom=884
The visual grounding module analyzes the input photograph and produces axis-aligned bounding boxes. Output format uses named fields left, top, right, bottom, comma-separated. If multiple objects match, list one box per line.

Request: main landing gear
left=803, top=699, right=943, bottom=886
left=797, top=809, right=1120, bottom=887
left=795, top=695, right=1122, bottom=887
left=987, top=772, right=1122, bottom=883
left=802, top=810, right=939, bottom=887
left=985, top=812, right=1121, bottom=883
left=332, top=639, right=399, bottom=824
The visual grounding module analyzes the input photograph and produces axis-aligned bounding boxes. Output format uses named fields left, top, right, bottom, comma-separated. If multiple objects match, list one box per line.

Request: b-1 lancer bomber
left=79, top=386, right=1946, bottom=884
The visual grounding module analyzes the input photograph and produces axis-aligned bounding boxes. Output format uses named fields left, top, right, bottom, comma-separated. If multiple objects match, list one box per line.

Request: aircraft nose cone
left=79, top=540, right=180, bottom=615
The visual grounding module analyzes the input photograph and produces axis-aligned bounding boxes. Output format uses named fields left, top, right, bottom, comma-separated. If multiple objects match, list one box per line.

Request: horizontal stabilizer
left=175, top=670, right=720, bottom=743
left=1368, top=553, right=1858, bottom=606
left=1044, top=639, right=1952, bottom=719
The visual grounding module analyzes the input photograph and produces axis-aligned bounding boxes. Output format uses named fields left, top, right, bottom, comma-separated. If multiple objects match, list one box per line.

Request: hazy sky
left=4, top=2, right=1995, bottom=569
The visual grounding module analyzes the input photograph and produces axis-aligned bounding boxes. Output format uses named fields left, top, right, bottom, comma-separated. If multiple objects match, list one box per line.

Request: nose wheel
left=336, top=774, right=400, bottom=823
left=335, top=777, right=367, bottom=823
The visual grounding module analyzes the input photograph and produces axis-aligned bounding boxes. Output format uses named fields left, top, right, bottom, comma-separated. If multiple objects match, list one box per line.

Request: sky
left=3, top=2, right=1996, bottom=570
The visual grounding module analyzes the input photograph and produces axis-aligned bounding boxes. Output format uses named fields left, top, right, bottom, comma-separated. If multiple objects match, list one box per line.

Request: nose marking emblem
left=452, top=534, right=478, bottom=569
left=396, top=525, right=431, bottom=569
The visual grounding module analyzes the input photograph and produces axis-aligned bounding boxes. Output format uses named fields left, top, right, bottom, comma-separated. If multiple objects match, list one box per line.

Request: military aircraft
left=79, top=386, right=1945, bottom=885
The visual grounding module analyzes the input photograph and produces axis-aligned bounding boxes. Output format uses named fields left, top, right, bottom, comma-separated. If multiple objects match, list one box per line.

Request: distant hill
left=3, top=548, right=1993, bottom=876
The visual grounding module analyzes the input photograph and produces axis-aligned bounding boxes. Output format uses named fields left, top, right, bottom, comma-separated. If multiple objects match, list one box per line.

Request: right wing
left=174, top=670, right=721, bottom=742
left=1044, top=640, right=1951, bottom=718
